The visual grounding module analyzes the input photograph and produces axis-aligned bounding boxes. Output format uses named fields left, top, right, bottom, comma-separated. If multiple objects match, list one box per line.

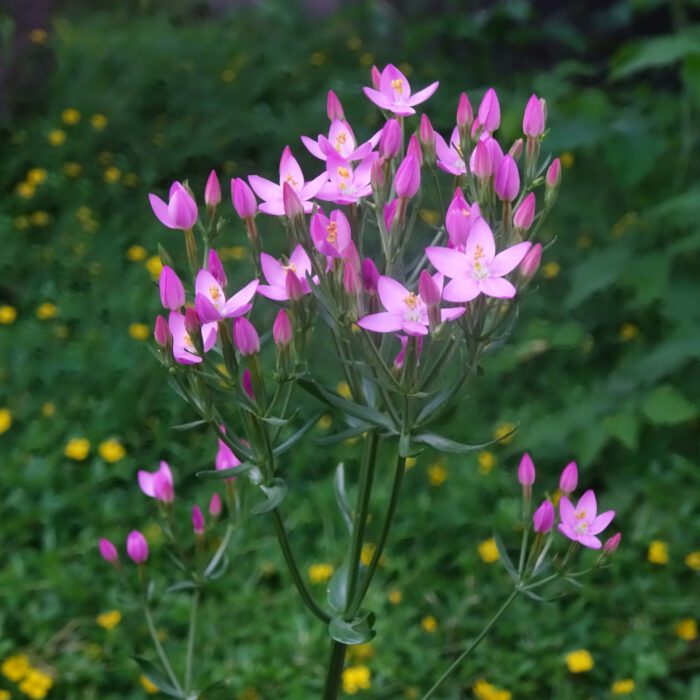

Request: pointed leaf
left=132, top=656, right=182, bottom=698
left=413, top=431, right=497, bottom=454
left=327, top=561, right=349, bottom=613
left=197, top=461, right=257, bottom=481
left=334, top=463, right=353, bottom=533
left=273, top=413, right=321, bottom=456
left=250, top=477, right=288, bottom=515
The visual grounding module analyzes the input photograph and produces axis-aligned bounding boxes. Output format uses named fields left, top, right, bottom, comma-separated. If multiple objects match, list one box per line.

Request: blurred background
left=1, top=0, right=699, bottom=698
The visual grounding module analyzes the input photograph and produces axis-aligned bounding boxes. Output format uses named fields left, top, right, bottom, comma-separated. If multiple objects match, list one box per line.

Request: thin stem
left=322, top=639, right=347, bottom=700
left=203, top=523, right=234, bottom=578
left=184, top=590, right=200, bottom=693
left=143, top=603, right=183, bottom=695
left=421, top=589, right=519, bottom=700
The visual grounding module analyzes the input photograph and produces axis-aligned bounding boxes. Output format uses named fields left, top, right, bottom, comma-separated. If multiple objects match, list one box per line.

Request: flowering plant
left=100, top=64, right=619, bottom=699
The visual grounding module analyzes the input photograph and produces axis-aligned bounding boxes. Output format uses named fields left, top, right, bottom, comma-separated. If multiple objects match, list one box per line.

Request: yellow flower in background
left=221, top=68, right=236, bottom=83
left=675, top=618, right=698, bottom=642
left=123, top=172, right=139, bottom=187
left=240, top=688, right=261, bottom=700
left=36, top=302, right=58, bottom=320
left=427, top=462, right=447, bottom=486
left=61, top=108, right=81, bottom=125
left=63, top=161, right=82, bottom=177
left=346, top=36, right=362, bottom=51
left=342, top=665, right=371, bottom=694
left=388, top=588, right=402, bottom=605
left=99, top=439, right=126, bottom=463
left=421, top=615, right=437, bottom=633
left=348, top=643, right=374, bottom=662
left=337, top=381, right=352, bottom=399
left=308, top=563, right=334, bottom=584
left=0, top=306, right=17, bottom=325
left=16, top=181, right=35, bottom=198
left=361, top=542, right=381, bottom=566
left=90, top=113, right=108, bottom=130
left=611, top=678, right=636, bottom=695
left=104, top=166, right=121, bottom=183
left=145, top=256, right=163, bottom=280
left=359, top=52, right=374, bottom=67
left=619, top=323, right=639, bottom=341
left=310, top=52, right=327, bottom=66
left=18, top=668, right=53, bottom=699
left=478, top=538, right=499, bottom=563
left=0, top=408, right=13, bottom=434
left=27, top=167, right=47, bottom=185
left=478, top=450, right=496, bottom=474
left=48, top=129, right=66, bottom=146
left=473, top=678, right=512, bottom=700
left=41, top=402, right=55, bottom=417
left=565, top=649, right=594, bottom=673
left=493, top=422, right=516, bottom=444
left=647, top=540, right=669, bottom=565
left=129, top=323, right=150, bottom=340
left=219, top=245, right=247, bottom=261
left=560, top=151, right=575, bottom=168
left=96, top=610, right=122, bottom=630
left=14, top=215, right=30, bottom=230
left=685, top=551, right=700, bottom=570
left=317, top=414, right=332, bottom=430
left=577, top=233, right=593, bottom=248
left=140, top=674, right=158, bottom=694
left=126, top=244, right=148, bottom=262
left=542, top=261, right=561, bottom=279
left=1, top=653, right=30, bottom=681
left=29, top=211, right=50, bottom=227
left=0, top=689, right=10, bottom=700
left=419, top=208, right=440, bottom=226
left=28, top=28, right=48, bottom=44
left=65, top=437, right=90, bottom=461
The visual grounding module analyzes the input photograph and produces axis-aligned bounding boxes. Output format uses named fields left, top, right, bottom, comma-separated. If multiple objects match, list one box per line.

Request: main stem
left=143, top=603, right=183, bottom=695
left=184, top=589, right=200, bottom=694
left=322, top=640, right=348, bottom=700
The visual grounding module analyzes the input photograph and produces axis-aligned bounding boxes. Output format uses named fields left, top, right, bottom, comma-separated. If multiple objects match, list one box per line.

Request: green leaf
left=326, top=561, right=349, bottom=613
left=196, top=461, right=257, bottom=481
left=132, top=657, right=182, bottom=698
left=166, top=581, right=200, bottom=593
left=413, top=431, right=504, bottom=454
left=641, top=384, right=697, bottom=425
left=493, top=531, right=519, bottom=583
left=564, top=248, right=632, bottom=309
left=157, top=243, right=175, bottom=268
left=603, top=412, right=640, bottom=450
left=328, top=613, right=376, bottom=645
left=273, top=413, right=320, bottom=456
left=316, top=424, right=372, bottom=446
left=171, top=419, right=208, bottom=431
left=333, top=463, right=353, bottom=533
left=250, top=477, right=288, bottom=515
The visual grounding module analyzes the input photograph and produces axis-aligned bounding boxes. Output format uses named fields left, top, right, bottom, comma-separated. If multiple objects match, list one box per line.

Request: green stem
left=143, top=603, right=183, bottom=695
left=184, top=590, right=200, bottom=693
left=322, top=639, right=347, bottom=700
left=421, top=589, right=519, bottom=700
left=203, top=523, right=234, bottom=578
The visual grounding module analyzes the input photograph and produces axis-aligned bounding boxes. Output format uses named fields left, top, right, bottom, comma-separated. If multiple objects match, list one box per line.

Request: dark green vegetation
left=1, top=1, right=699, bottom=698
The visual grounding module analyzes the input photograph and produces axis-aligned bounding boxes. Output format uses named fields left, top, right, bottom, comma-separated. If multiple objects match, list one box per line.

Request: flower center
left=284, top=173, right=298, bottom=188
left=337, top=166, right=350, bottom=179
left=209, top=285, right=222, bottom=308
left=472, top=244, right=490, bottom=280
left=404, top=292, right=418, bottom=309
left=334, top=132, right=347, bottom=151
left=391, top=78, right=404, bottom=95
left=576, top=510, right=587, bottom=520
left=326, top=221, right=338, bottom=244
left=283, top=262, right=298, bottom=274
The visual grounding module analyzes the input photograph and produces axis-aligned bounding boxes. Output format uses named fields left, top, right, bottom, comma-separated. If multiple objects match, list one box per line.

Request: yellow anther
left=403, top=292, right=418, bottom=309
left=337, top=166, right=350, bottom=179
left=326, top=221, right=338, bottom=243
left=391, top=78, right=404, bottom=94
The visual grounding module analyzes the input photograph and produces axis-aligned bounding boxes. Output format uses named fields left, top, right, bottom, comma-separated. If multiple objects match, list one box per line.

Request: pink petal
left=357, top=312, right=403, bottom=333
left=256, top=284, right=288, bottom=301
left=558, top=522, right=577, bottom=541
left=279, top=146, right=304, bottom=189
left=490, top=242, right=532, bottom=276
left=401, top=320, right=429, bottom=336
left=149, top=193, right=174, bottom=228
left=465, top=218, right=496, bottom=263
left=377, top=276, right=411, bottom=314
left=426, top=246, right=468, bottom=278
left=195, top=269, right=223, bottom=300
left=260, top=252, right=286, bottom=287
left=588, top=510, right=615, bottom=536
left=479, top=276, right=516, bottom=298
left=301, top=171, right=329, bottom=199
left=559, top=496, right=575, bottom=525
left=363, top=87, right=393, bottom=111
left=301, top=135, right=326, bottom=161
left=289, top=244, right=312, bottom=275
left=248, top=175, right=281, bottom=202
left=224, top=280, right=259, bottom=314
left=195, top=293, right=222, bottom=323
left=440, top=307, right=465, bottom=322
left=578, top=534, right=603, bottom=549
left=138, top=471, right=155, bottom=497
left=202, top=322, right=218, bottom=352
left=258, top=199, right=285, bottom=216
left=380, top=63, right=411, bottom=98
left=577, top=490, right=598, bottom=520
left=406, top=81, right=439, bottom=106
left=443, top=277, right=480, bottom=302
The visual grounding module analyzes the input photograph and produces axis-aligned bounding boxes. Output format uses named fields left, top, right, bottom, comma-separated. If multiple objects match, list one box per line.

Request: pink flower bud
left=546, top=158, right=561, bottom=188
left=471, top=140, right=491, bottom=179
left=518, top=453, right=536, bottom=487
left=216, top=437, right=240, bottom=472
left=343, top=259, right=360, bottom=295
left=159, top=266, right=185, bottom=310
left=232, top=178, right=257, bottom=219
left=603, top=532, right=621, bottom=553
left=394, top=154, right=420, bottom=199
left=533, top=500, right=555, bottom=533
left=519, top=243, right=542, bottom=279
left=370, top=159, right=385, bottom=192
left=419, top=114, right=435, bottom=150
left=326, top=89, right=344, bottom=121
left=169, top=186, right=198, bottom=230
left=126, top=530, right=149, bottom=564
left=509, top=138, right=524, bottom=161
left=494, top=155, right=520, bottom=202
left=362, top=258, right=379, bottom=294
left=205, top=170, right=221, bottom=208
left=477, top=87, right=500, bottom=133
left=99, top=538, right=119, bottom=564
left=523, top=94, right=546, bottom=138
left=207, top=249, right=228, bottom=289
left=273, top=309, right=292, bottom=346
left=233, top=317, right=260, bottom=356
left=242, top=368, right=255, bottom=399
left=456, top=92, right=473, bottom=130
left=209, top=493, right=222, bottom=519
left=513, top=192, right=536, bottom=230
left=486, top=136, right=504, bottom=172
left=282, top=181, right=304, bottom=219
left=192, top=505, right=205, bottom=536
left=154, top=314, right=171, bottom=347
left=559, top=461, right=578, bottom=495
left=380, top=119, right=402, bottom=159
left=418, top=270, right=441, bottom=306
left=153, top=469, right=175, bottom=503
left=285, top=268, right=303, bottom=300
left=384, top=199, right=398, bottom=231
left=184, top=307, right=201, bottom=338
left=371, top=65, right=381, bottom=90
left=407, top=134, right=423, bottom=164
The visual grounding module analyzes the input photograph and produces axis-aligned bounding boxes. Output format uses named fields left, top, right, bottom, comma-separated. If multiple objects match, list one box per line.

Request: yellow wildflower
left=240, top=689, right=261, bottom=700
left=97, top=610, right=122, bottom=630
left=361, top=542, right=383, bottom=566
left=104, top=166, right=121, bottom=183
left=18, top=668, right=53, bottom=700
left=478, top=450, right=496, bottom=474
left=493, top=422, right=516, bottom=444
left=41, top=402, right=55, bottom=417
left=219, top=245, right=247, bottom=261
left=310, top=52, right=327, bottom=66
left=0, top=306, right=17, bottom=325
left=16, top=181, right=35, bottom=198
left=0, top=408, right=13, bottom=434
left=0, top=689, right=10, bottom=700
left=36, top=302, right=58, bottom=320
left=129, top=323, right=150, bottom=340
left=126, top=244, right=148, bottom=262
left=419, top=209, right=440, bottom=226
left=65, top=437, right=90, bottom=461
left=14, top=215, right=30, bottom=229
left=48, top=129, right=66, bottom=146
left=27, top=167, right=47, bottom=185
left=348, top=643, right=374, bottom=662
left=388, top=589, right=402, bottom=605
left=337, top=381, right=352, bottom=399
left=342, top=665, right=371, bottom=694
left=123, top=172, right=139, bottom=187
left=29, top=211, right=50, bottom=227
left=477, top=538, right=499, bottom=563
left=427, top=462, right=447, bottom=486
left=473, top=678, right=512, bottom=700
left=317, top=414, right=333, bottom=430
left=619, top=323, right=639, bottom=341
left=221, top=68, right=236, bottom=83
left=577, top=233, right=593, bottom=248
left=61, top=108, right=81, bottom=125
left=145, top=256, right=163, bottom=281
left=675, top=618, right=697, bottom=642
left=90, top=114, right=108, bottom=130
left=685, top=551, right=700, bottom=570
left=560, top=151, right=575, bottom=168
left=647, top=540, right=669, bottom=565
left=611, top=678, right=636, bottom=695
left=308, top=563, right=334, bottom=584
left=1, top=653, right=30, bottom=681
left=542, top=261, right=561, bottom=279
left=63, top=161, right=82, bottom=177
left=359, top=52, right=374, bottom=67
left=404, top=688, right=419, bottom=699
left=421, top=615, right=437, bottom=633
left=404, top=457, right=416, bottom=470
left=28, top=28, right=48, bottom=44
left=140, top=674, right=158, bottom=694
left=99, top=439, right=126, bottom=463
left=565, top=649, right=594, bottom=673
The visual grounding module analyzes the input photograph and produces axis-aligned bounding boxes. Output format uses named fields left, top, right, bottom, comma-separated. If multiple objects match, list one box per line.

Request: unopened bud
left=99, top=538, right=119, bottom=564
left=285, top=269, right=303, bottom=300
left=523, top=94, right=546, bottom=138
left=603, top=532, right=621, bottom=554
left=513, top=193, right=536, bottom=231
left=207, top=249, right=228, bottom=289
left=494, top=155, right=520, bottom=202
left=154, top=314, right=172, bottom=348
left=273, top=309, right=292, bottom=346
left=519, top=243, right=542, bottom=279
left=559, top=461, right=578, bottom=495
left=204, top=170, right=221, bottom=208
left=209, top=493, right=222, bottom=519
left=159, top=266, right=185, bottom=310
left=477, top=87, right=500, bottom=133
left=509, top=138, right=524, bottom=161
left=533, top=500, right=555, bottom=533
left=362, top=258, right=379, bottom=294
left=233, top=317, right=260, bottom=356
left=192, top=505, right=205, bottom=536
left=242, top=368, right=255, bottom=399
left=232, top=178, right=257, bottom=219
left=456, top=92, right=473, bottom=134
left=126, top=530, right=149, bottom=565
left=394, top=154, right=420, bottom=199
left=326, top=89, right=344, bottom=121
left=380, top=119, right=402, bottom=159
left=282, top=181, right=304, bottom=220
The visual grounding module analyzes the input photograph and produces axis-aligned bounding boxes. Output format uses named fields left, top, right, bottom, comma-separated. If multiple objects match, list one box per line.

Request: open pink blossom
left=310, top=209, right=352, bottom=258
left=248, top=146, right=326, bottom=216
left=301, top=119, right=380, bottom=162
left=138, top=460, right=175, bottom=503
left=194, top=269, right=258, bottom=323
left=435, top=127, right=466, bottom=176
left=168, top=310, right=218, bottom=365
left=258, top=245, right=315, bottom=301
left=558, top=489, right=615, bottom=549
left=149, top=181, right=198, bottom=230
left=363, top=63, right=439, bottom=116
left=317, top=152, right=378, bottom=205
left=426, top=218, right=531, bottom=302
left=357, top=274, right=464, bottom=336
left=216, top=438, right=241, bottom=472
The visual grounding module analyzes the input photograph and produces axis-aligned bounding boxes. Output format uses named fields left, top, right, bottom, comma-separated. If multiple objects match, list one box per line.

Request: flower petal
left=407, top=81, right=439, bottom=106
left=559, top=496, right=575, bottom=526
left=578, top=534, right=602, bottom=549
left=440, top=306, right=466, bottom=322
left=443, top=277, right=480, bottom=302
left=363, top=87, right=393, bottom=111
left=377, top=276, right=411, bottom=314
left=357, top=312, right=403, bottom=333
left=401, top=320, right=429, bottom=336
left=577, top=489, right=597, bottom=520
left=426, top=246, right=468, bottom=278
left=248, top=175, right=281, bottom=203
left=195, top=293, right=222, bottom=323
left=465, top=217, right=496, bottom=263
left=256, top=284, right=288, bottom=301
left=479, top=276, right=516, bottom=298
left=260, top=252, right=286, bottom=287
left=490, top=242, right=532, bottom=276
left=588, top=510, right=615, bottom=536
left=224, top=280, right=259, bottom=314
left=149, top=193, right=175, bottom=228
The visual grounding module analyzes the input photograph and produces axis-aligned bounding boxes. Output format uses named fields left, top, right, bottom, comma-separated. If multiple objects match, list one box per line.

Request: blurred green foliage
left=1, top=0, right=699, bottom=698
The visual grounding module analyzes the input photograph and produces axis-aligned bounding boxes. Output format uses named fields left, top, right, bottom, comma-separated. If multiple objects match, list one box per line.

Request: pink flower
left=149, top=181, right=198, bottom=230
left=99, top=538, right=118, bottom=564
left=523, top=94, right=546, bottom=138
left=209, top=493, right=222, bottom=518
left=394, top=154, right=421, bottom=199
left=559, top=461, right=578, bottom=495
left=357, top=274, right=464, bottom=336
left=546, top=158, right=561, bottom=188
left=194, top=269, right=258, bottom=323
left=231, top=178, right=257, bottom=219
left=310, top=209, right=352, bottom=258
left=327, top=89, right=344, bottom=120
left=518, top=452, right=536, bottom=487
left=426, top=218, right=531, bottom=302
left=317, top=152, right=378, bottom=205
left=126, top=530, right=149, bottom=564
left=362, top=258, right=380, bottom=294
left=154, top=315, right=171, bottom=347
left=470, top=139, right=492, bottom=178
left=558, top=490, right=615, bottom=549
left=233, top=317, right=260, bottom=356
left=258, top=245, right=314, bottom=301
left=159, top=266, right=185, bottom=311
left=207, top=249, right=228, bottom=288
left=301, top=118, right=379, bottom=162
left=445, top=189, right=480, bottom=249
left=533, top=500, right=555, bottom=534
left=519, top=243, right=542, bottom=279
left=477, top=87, right=500, bottom=133
left=363, top=63, right=439, bottom=116
left=435, top=127, right=466, bottom=176
left=273, top=309, right=292, bottom=346
left=419, top=114, right=435, bottom=152
left=393, top=334, right=424, bottom=368
left=456, top=92, right=473, bottom=131
left=168, top=310, right=218, bottom=365
left=513, top=192, right=536, bottom=230
left=379, top=118, right=402, bottom=159
left=242, top=368, right=255, bottom=399
left=248, top=146, right=326, bottom=216
left=494, top=155, right=520, bottom=202
left=192, top=505, right=205, bottom=535
left=138, top=460, right=175, bottom=503
left=204, top=170, right=221, bottom=207
left=603, top=532, right=621, bottom=553
left=216, top=437, right=241, bottom=478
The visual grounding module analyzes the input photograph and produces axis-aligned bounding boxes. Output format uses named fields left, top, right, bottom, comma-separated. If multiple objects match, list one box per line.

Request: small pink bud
left=471, top=140, right=491, bottom=179
left=513, top=192, right=536, bottom=230
left=184, top=307, right=201, bottom=338
left=99, top=538, right=119, bottom=564
left=518, top=452, right=536, bottom=487
left=285, top=269, right=303, bottom=300
left=394, top=154, right=420, bottom=199
left=370, top=159, right=385, bottom=192
left=477, top=87, right=500, bottom=133
left=407, top=134, right=423, bottom=164
left=326, top=89, right=344, bottom=121
left=209, top=493, right=222, bottom=519
left=418, top=270, right=441, bottom=306
left=154, top=315, right=171, bottom=347
left=370, top=65, right=381, bottom=90
left=242, top=368, right=255, bottom=399
left=168, top=186, right=198, bottom=230
left=192, top=505, right=205, bottom=536
left=362, top=258, right=379, bottom=294
left=419, top=114, right=435, bottom=150
left=282, top=181, right=304, bottom=219
left=232, top=178, right=257, bottom=219
left=207, top=249, right=228, bottom=289
left=494, top=155, right=520, bottom=202
left=559, top=461, right=578, bottom=495
left=205, top=170, right=221, bottom=208
left=380, top=119, right=402, bottom=159
left=603, top=532, right=622, bottom=553
left=233, top=317, right=260, bottom=356
left=546, top=158, right=561, bottom=188
left=126, top=530, right=149, bottom=564
left=509, top=138, right=524, bottom=161
left=159, top=266, right=185, bottom=310
left=343, top=259, right=360, bottom=295
left=533, top=500, right=555, bottom=533
left=384, top=199, right=398, bottom=231
left=273, top=309, right=292, bottom=346
left=486, top=136, right=504, bottom=172
left=519, top=243, right=542, bottom=279
left=523, top=94, right=546, bottom=138
left=456, top=92, right=473, bottom=130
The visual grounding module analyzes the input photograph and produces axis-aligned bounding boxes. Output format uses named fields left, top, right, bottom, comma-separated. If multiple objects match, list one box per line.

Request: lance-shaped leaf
left=250, top=477, right=288, bottom=515
left=334, top=463, right=353, bottom=533
left=316, top=423, right=373, bottom=447
left=413, top=432, right=497, bottom=454
left=197, top=460, right=257, bottom=481
left=493, top=532, right=519, bottom=583
left=171, top=419, right=209, bottom=432
left=132, top=657, right=181, bottom=698
left=273, top=413, right=320, bottom=456
left=327, top=560, right=350, bottom=613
